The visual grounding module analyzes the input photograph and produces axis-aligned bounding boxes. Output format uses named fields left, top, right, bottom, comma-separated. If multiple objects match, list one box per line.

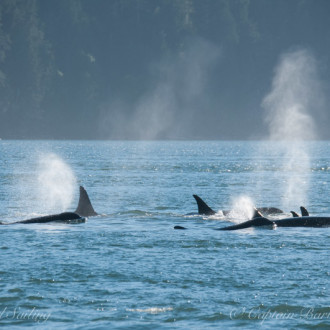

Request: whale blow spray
left=262, top=49, right=323, bottom=209
left=37, top=153, right=77, bottom=212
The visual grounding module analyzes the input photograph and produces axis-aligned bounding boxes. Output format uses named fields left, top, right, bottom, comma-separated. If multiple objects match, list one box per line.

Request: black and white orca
left=0, top=186, right=97, bottom=225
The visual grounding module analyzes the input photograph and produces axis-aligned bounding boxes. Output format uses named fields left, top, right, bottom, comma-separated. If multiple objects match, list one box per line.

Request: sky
left=0, top=0, right=329, bottom=140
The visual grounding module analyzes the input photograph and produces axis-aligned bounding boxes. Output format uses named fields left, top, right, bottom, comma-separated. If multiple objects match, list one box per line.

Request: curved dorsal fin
left=252, top=207, right=264, bottom=219
left=75, top=186, right=98, bottom=217
left=193, top=195, right=216, bottom=215
left=290, top=211, right=300, bottom=217
left=300, top=206, right=309, bottom=217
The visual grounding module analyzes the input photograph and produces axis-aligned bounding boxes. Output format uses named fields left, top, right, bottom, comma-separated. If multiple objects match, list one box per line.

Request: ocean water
left=0, top=140, right=329, bottom=329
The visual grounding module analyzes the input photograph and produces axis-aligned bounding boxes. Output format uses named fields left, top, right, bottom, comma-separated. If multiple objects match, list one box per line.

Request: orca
left=257, top=207, right=284, bottom=215
left=192, top=194, right=284, bottom=216
left=217, top=208, right=330, bottom=231
left=174, top=225, right=187, bottom=230
left=217, top=216, right=275, bottom=230
left=0, top=185, right=96, bottom=225
left=175, top=206, right=325, bottom=231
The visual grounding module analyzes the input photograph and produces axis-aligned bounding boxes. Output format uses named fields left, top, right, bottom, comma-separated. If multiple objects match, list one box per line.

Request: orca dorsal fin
left=75, top=186, right=98, bottom=217
left=252, top=207, right=264, bottom=219
left=291, top=211, right=300, bottom=217
left=300, top=206, right=309, bottom=216
left=193, top=195, right=216, bottom=215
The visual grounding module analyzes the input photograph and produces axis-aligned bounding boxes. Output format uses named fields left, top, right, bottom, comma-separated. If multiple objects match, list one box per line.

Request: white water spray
left=37, top=153, right=77, bottom=212
left=262, top=49, right=323, bottom=209
left=229, top=195, right=255, bottom=221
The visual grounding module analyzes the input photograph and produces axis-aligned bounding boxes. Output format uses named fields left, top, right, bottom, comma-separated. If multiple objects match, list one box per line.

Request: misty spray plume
left=100, top=38, right=220, bottom=139
left=262, top=49, right=323, bottom=209
left=229, top=195, right=255, bottom=221
left=37, top=153, right=77, bottom=213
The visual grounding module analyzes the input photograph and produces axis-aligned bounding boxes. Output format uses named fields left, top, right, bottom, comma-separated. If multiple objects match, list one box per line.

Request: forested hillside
left=0, top=0, right=329, bottom=139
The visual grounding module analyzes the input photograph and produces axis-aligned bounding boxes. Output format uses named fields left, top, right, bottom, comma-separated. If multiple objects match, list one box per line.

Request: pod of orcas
left=176, top=195, right=330, bottom=230
left=191, top=194, right=284, bottom=216
left=1, top=188, right=330, bottom=229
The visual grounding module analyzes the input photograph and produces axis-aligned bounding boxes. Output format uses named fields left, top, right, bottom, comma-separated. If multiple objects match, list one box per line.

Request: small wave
left=207, top=211, right=226, bottom=220
left=8, top=288, right=23, bottom=293
left=26, top=295, right=44, bottom=301
left=126, top=307, right=173, bottom=314
left=184, top=211, right=227, bottom=221
left=116, top=210, right=152, bottom=216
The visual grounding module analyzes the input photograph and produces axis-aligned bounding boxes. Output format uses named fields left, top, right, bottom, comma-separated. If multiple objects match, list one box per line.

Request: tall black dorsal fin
left=300, top=206, right=309, bottom=216
left=252, top=208, right=264, bottom=219
left=75, top=186, right=98, bottom=217
left=193, top=195, right=216, bottom=215
left=291, top=211, right=300, bottom=217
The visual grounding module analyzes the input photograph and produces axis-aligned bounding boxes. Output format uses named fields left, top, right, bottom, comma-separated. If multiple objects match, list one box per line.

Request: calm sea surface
left=0, top=140, right=329, bottom=329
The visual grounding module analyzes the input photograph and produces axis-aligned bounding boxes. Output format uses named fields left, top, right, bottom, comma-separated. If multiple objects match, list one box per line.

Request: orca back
left=16, top=212, right=85, bottom=224
left=218, top=217, right=274, bottom=231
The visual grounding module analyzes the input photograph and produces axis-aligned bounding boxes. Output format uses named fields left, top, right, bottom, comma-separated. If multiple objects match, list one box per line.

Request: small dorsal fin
left=300, top=206, right=309, bottom=216
left=193, top=195, right=216, bottom=216
left=290, top=211, right=300, bottom=217
left=252, top=207, right=264, bottom=219
left=75, top=186, right=98, bottom=217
